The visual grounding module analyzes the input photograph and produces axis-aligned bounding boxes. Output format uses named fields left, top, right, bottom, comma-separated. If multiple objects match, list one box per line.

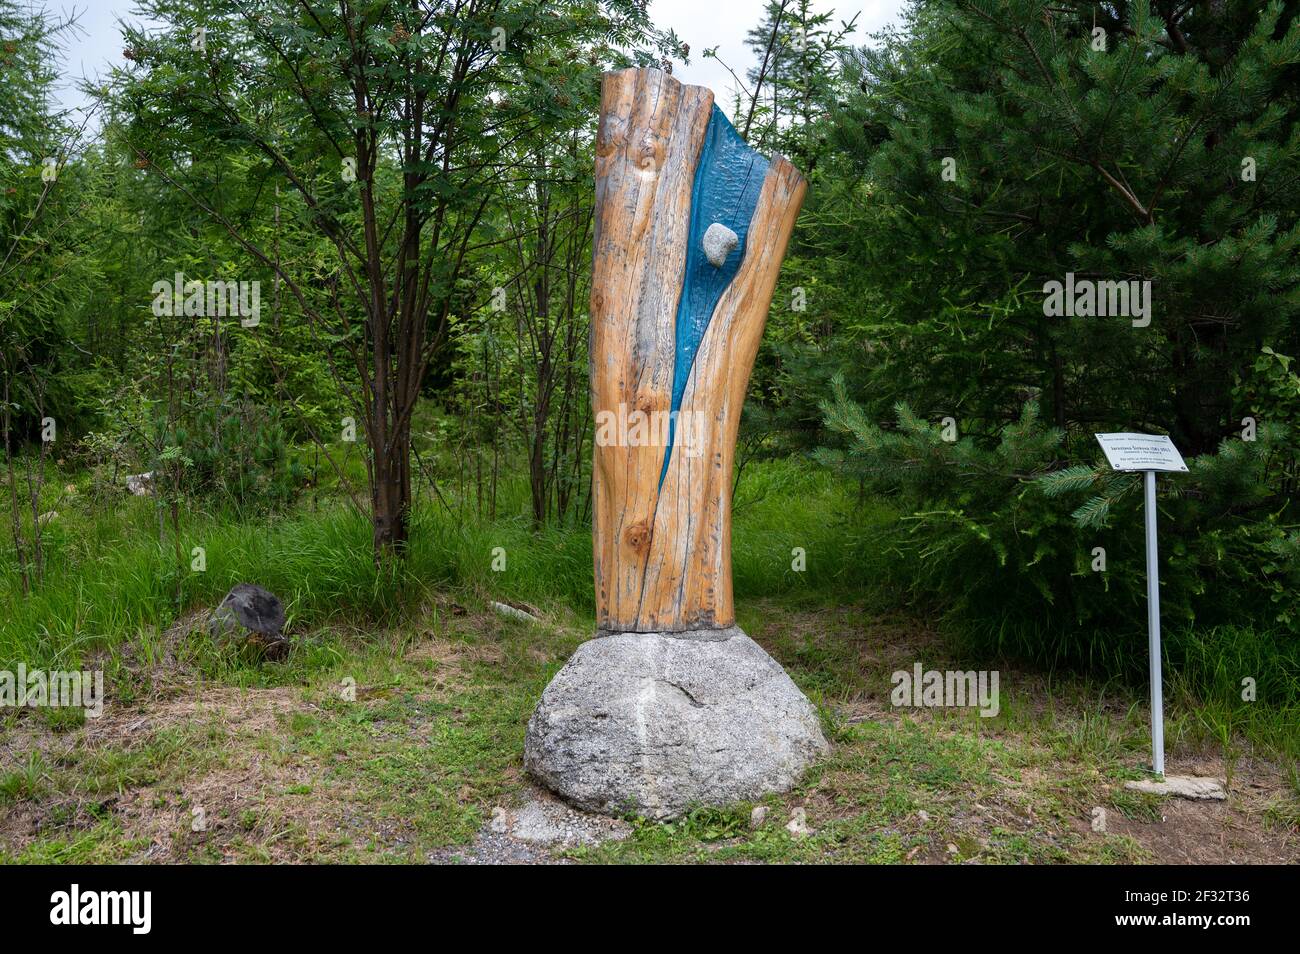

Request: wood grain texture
left=590, top=68, right=713, bottom=628
left=591, top=68, right=806, bottom=633
left=635, top=157, right=807, bottom=630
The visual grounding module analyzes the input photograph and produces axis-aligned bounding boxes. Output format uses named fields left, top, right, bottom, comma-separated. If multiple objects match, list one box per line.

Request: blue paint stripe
left=659, top=106, right=769, bottom=489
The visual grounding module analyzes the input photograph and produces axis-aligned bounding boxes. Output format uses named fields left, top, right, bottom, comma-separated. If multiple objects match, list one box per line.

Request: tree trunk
left=371, top=441, right=411, bottom=555
left=590, top=68, right=806, bottom=632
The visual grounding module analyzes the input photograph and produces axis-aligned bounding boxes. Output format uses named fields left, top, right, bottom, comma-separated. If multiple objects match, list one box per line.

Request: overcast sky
left=652, top=0, right=906, bottom=114
left=49, top=0, right=910, bottom=121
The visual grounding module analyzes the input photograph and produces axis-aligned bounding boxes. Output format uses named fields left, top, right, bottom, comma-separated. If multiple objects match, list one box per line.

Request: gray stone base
left=1123, top=776, right=1227, bottom=800
left=524, top=627, right=828, bottom=820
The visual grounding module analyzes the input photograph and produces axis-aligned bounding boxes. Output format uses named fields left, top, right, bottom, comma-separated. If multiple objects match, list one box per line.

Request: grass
left=1, top=454, right=1297, bottom=863
left=5, top=594, right=1293, bottom=864
left=0, top=457, right=886, bottom=675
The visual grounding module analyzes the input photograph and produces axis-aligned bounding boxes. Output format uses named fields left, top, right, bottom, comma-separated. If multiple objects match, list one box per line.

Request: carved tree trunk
left=523, top=69, right=824, bottom=820
left=590, top=67, right=807, bottom=633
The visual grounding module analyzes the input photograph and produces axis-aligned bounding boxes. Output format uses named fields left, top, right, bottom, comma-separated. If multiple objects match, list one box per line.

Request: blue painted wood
left=659, top=106, right=769, bottom=488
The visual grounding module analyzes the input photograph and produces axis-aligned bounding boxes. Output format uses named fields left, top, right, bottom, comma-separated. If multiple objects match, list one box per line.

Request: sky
left=46, top=0, right=145, bottom=112
left=650, top=0, right=907, bottom=118
left=47, top=0, right=910, bottom=121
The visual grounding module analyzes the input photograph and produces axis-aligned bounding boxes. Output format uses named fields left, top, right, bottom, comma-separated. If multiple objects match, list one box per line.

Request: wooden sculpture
left=525, top=68, right=825, bottom=820
left=590, top=67, right=807, bottom=633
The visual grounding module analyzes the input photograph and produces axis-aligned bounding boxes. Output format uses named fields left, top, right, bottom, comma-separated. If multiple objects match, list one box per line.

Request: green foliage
left=3, top=0, right=1296, bottom=758
left=820, top=376, right=1300, bottom=697
left=732, top=0, right=859, bottom=167
left=815, top=0, right=1300, bottom=449
left=76, top=385, right=303, bottom=511
left=168, top=397, right=304, bottom=510
left=0, top=459, right=870, bottom=674
left=0, top=3, right=109, bottom=437
left=788, top=1, right=1300, bottom=707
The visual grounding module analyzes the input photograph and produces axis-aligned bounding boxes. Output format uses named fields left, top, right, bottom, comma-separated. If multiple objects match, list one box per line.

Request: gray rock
left=209, top=583, right=289, bottom=659
left=785, top=806, right=813, bottom=837
left=702, top=222, right=739, bottom=267
left=125, top=472, right=154, bottom=496
left=524, top=628, right=828, bottom=820
left=490, top=600, right=540, bottom=624
left=488, top=806, right=510, bottom=834
left=507, top=793, right=632, bottom=846
left=1123, top=775, right=1226, bottom=800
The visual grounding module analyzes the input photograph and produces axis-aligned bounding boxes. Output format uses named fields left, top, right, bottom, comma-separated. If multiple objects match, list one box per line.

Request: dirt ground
left=1, top=603, right=1296, bottom=864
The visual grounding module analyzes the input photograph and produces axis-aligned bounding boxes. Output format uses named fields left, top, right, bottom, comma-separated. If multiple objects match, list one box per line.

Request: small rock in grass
left=1090, top=806, right=1107, bottom=832
left=491, top=601, right=540, bottom=624
left=209, top=583, right=289, bottom=660
left=749, top=805, right=768, bottom=829
left=489, top=806, right=510, bottom=834
left=916, top=809, right=930, bottom=823
left=785, top=807, right=813, bottom=838
left=125, top=472, right=155, bottom=496
left=1123, top=775, right=1226, bottom=801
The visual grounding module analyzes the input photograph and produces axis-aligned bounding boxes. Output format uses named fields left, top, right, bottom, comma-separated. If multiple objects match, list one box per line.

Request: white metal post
left=1143, top=469, right=1165, bottom=777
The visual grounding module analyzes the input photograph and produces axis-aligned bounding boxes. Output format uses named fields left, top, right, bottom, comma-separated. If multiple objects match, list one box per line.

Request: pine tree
left=811, top=0, right=1300, bottom=643
left=739, top=0, right=857, bottom=168
left=827, top=0, right=1300, bottom=452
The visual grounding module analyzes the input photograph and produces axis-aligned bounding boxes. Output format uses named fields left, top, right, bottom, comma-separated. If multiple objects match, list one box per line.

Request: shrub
left=818, top=375, right=1300, bottom=695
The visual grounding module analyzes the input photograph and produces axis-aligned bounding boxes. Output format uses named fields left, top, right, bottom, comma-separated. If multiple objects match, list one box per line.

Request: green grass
left=0, top=457, right=887, bottom=674
left=5, top=596, right=1231, bottom=865
left=2, top=453, right=1297, bottom=864
left=2, top=591, right=1295, bottom=864
left=12, top=451, right=1289, bottom=765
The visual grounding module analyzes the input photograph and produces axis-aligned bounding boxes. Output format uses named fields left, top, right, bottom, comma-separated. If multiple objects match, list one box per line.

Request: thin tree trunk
left=3, top=368, right=31, bottom=594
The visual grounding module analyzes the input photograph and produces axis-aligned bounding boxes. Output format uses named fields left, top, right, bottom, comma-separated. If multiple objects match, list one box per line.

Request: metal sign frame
left=1094, top=433, right=1187, bottom=777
